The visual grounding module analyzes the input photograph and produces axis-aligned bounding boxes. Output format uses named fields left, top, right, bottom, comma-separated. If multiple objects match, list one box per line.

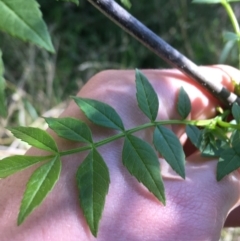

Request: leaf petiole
left=59, top=118, right=216, bottom=157
left=217, top=119, right=240, bottom=129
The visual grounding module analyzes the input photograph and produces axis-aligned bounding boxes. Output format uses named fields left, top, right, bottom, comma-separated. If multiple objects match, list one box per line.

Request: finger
left=159, top=152, right=240, bottom=240
left=151, top=65, right=240, bottom=142
left=60, top=66, right=240, bottom=144
left=150, top=65, right=240, bottom=120
left=186, top=152, right=240, bottom=213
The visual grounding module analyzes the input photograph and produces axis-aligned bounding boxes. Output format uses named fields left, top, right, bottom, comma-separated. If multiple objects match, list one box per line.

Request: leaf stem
left=217, top=119, right=240, bottom=129
left=59, top=118, right=216, bottom=156
left=221, top=0, right=240, bottom=68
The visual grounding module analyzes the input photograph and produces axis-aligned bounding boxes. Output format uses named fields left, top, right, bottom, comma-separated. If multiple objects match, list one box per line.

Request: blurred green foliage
left=0, top=0, right=239, bottom=124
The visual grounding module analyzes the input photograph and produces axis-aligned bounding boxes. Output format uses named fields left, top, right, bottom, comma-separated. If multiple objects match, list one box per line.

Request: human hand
left=1, top=65, right=240, bottom=241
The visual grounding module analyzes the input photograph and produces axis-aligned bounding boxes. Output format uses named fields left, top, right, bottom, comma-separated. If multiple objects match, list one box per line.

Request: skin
left=1, top=65, right=240, bottom=241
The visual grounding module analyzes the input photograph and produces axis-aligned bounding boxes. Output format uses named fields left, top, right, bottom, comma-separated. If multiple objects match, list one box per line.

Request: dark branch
left=87, top=0, right=240, bottom=106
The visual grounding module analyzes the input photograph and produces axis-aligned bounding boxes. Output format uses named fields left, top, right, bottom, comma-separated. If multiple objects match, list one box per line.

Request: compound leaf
left=0, top=155, right=50, bottom=178
left=76, top=149, right=110, bottom=237
left=153, top=125, right=185, bottom=178
left=232, top=103, right=240, bottom=124
left=0, top=0, right=54, bottom=53
left=217, top=148, right=240, bottom=181
left=0, top=50, right=7, bottom=117
left=8, top=127, right=58, bottom=153
left=18, top=155, right=61, bottom=224
left=177, top=87, right=191, bottom=119
left=45, top=117, right=93, bottom=143
left=72, top=97, right=124, bottom=131
left=122, top=134, right=165, bottom=204
left=135, top=69, right=159, bottom=121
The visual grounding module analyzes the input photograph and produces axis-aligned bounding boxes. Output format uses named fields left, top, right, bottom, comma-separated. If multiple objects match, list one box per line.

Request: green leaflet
left=122, top=134, right=165, bottom=204
left=8, top=127, right=58, bottom=153
left=192, top=0, right=222, bottom=3
left=203, top=127, right=230, bottom=157
left=217, top=148, right=240, bottom=181
left=232, top=103, right=240, bottom=124
left=18, top=155, right=61, bottom=224
left=198, top=129, right=221, bottom=157
left=210, top=127, right=229, bottom=142
left=177, top=87, right=191, bottom=119
left=186, top=125, right=202, bottom=148
left=45, top=117, right=93, bottom=143
left=0, top=0, right=54, bottom=53
left=200, top=140, right=223, bottom=157
left=72, top=97, right=125, bottom=131
left=135, top=69, right=159, bottom=121
left=231, top=130, right=240, bottom=156
left=76, top=149, right=110, bottom=237
left=231, top=130, right=240, bottom=147
left=153, top=125, right=185, bottom=178
left=186, top=125, right=227, bottom=157
left=0, top=50, right=7, bottom=117
left=0, top=155, right=51, bottom=178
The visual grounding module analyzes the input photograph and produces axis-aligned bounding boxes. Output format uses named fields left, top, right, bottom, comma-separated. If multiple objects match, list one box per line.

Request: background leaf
left=122, top=134, right=165, bottom=204
left=0, top=50, right=7, bottom=117
left=192, top=0, right=222, bottom=3
left=135, top=69, right=159, bottom=121
left=153, top=125, right=185, bottom=178
left=72, top=97, right=124, bottom=131
left=177, top=87, right=191, bottom=119
left=0, top=155, right=50, bottom=178
left=120, top=0, right=131, bottom=8
left=59, top=0, right=79, bottom=5
left=217, top=148, right=240, bottom=181
left=223, top=31, right=240, bottom=43
left=45, top=117, right=93, bottom=143
left=232, top=103, right=240, bottom=123
left=0, top=0, right=54, bottom=53
left=76, top=149, right=110, bottom=237
left=18, top=155, right=61, bottom=224
left=8, top=127, right=58, bottom=153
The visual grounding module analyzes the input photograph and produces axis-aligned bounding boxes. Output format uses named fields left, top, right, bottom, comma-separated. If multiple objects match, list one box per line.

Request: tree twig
left=87, top=0, right=240, bottom=107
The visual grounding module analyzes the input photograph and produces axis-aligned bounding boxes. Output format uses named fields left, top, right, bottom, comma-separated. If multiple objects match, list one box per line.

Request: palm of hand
left=1, top=66, right=240, bottom=241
